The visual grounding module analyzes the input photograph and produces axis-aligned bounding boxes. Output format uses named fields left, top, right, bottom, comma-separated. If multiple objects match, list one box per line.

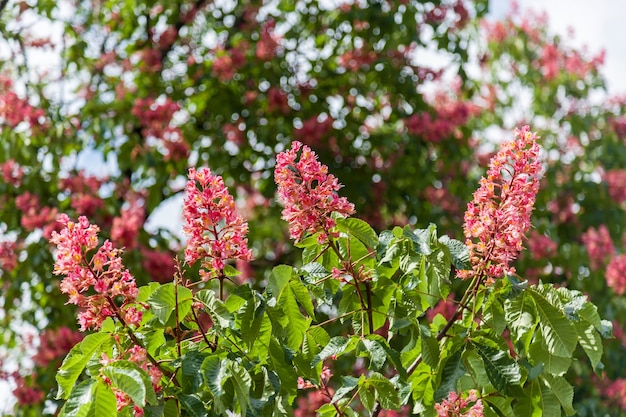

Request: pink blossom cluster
left=256, top=20, right=280, bottom=61
left=15, top=192, right=60, bottom=238
left=131, top=97, right=188, bottom=161
left=434, top=390, right=484, bottom=417
left=526, top=230, right=558, bottom=260
left=600, top=378, right=626, bottom=411
left=581, top=225, right=615, bottom=270
left=274, top=141, right=355, bottom=243
left=293, top=115, right=334, bottom=149
left=101, top=345, right=162, bottom=417
left=59, top=172, right=106, bottom=217
left=405, top=100, right=476, bottom=143
left=457, top=126, right=541, bottom=284
left=267, top=87, right=290, bottom=115
left=141, top=247, right=177, bottom=283
left=50, top=214, right=141, bottom=331
left=183, top=167, right=252, bottom=279
left=338, top=46, right=377, bottom=72
left=423, top=186, right=462, bottom=217
left=605, top=254, right=626, bottom=295
left=33, top=326, right=84, bottom=367
left=0, top=240, right=17, bottom=273
left=0, top=76, right=45, bottom=129
left=223, top=120, right=246, bottom=146
left=1, top=159, right=23, bottom=186
left=11, top=374, right=44, bottom=406
left=111, top=197, right=145, bottom=249
left=212, top=43, right=247, bottom=82
left=537, top=42, right=604, bottom=81
left=604, top=169, right=626, bottom=205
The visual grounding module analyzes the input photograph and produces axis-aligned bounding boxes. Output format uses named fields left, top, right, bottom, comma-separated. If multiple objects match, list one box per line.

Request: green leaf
left=289, top=277, right=315, bottom=318
left=542, top=375, right=575, bottom=416
left=363, top=372, right=399, bottom=410
left=196, top=289, right=233, bottom=329
left=181, top=350, right=208, bottom=393
left=438, top=235, right=470, bottom=270
left=58, top=380, right=95, bottom=417
left=528, top=330, right=572, bottom=376
left=575, top=321, right=603, bottom=370
left=91, top=381, right=117, bottom=417
left=312, top=336, right=351, bottom=367
left=530, top=288, right=577, bottom=357
left=178, top=394, right=207, bottom=417
left=148, top=283, right=193, bottom=325
left=336, top=217, right=379, bottom=249
left=472, top=339, right=521, bottom=393
left=101, top=360, right=149, bottom=407
left=57, top=332, right=111, bottom=399
left=331, top=376, right=359, bottom=404
left=504, top=291, right=536, bottom=355
left=434, top=348, right=466, bottom=401
left=421, top=330, right=440, bottom=369
left=514, top=380, right=559, bottom=417
left=201, top=355, right=228, bottom=398
left=228, top=361, right=252, bottom=417
left=362, top=338, right=386, bottom=370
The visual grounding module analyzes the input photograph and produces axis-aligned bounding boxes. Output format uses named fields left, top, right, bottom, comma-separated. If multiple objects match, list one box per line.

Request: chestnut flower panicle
left=274, top=141, right=355, bottom=243
left=183, top=167, right=252, bottom=280
left=50, top=214, right=140, bottom=331
left=457, top=126, right=541, bottom=285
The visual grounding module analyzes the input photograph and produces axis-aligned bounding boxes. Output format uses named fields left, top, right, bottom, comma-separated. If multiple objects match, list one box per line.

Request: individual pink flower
left=605, top=254, right=626, bottom=295
left=581, top=225, right=615, bottom=270
left=457, top=126, right=541, bottom=285
left=274, top=141, right=354, bottom=242
left=50, top=214, right=141, bottom=331
left=434, top=390, right=484, bottom=417
left=183, top=167, right=252, bottom=280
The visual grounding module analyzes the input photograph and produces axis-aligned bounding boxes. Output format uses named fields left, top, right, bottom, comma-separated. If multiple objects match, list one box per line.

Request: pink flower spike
left=50, top=215, right=140, bottom=331
left=457, top=126, right=542, bottom=284
left=274, top=141, right=355, bottom=242
left=182, top=167, right=252, bottom=280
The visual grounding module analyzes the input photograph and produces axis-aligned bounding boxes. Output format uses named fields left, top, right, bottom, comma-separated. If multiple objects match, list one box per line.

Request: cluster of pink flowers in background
left=0, top=76, right=45, bottom=129
left=605, top=254, right=626, bottom=295
left=274, top=141, right=355, bottom=243
left=131, top=97, right=188, bottom=161
left=33, top=327, right=84, bottom=368
left=526, top=230, right=558, bottom=260
left=457, top=126, right=541, bottom=284
left=15, top=192, right=60, bottom=238
left=183, top=167, right=252, bottom=279
left=434, top=390, right=484, bottom=417
left=604, top=169, right=626, bottom=206
left=50, top=214, right=141, bottom=330
left=58, top=172, right=106, bottom=217
left=581, top=225, right=615, bottom=270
